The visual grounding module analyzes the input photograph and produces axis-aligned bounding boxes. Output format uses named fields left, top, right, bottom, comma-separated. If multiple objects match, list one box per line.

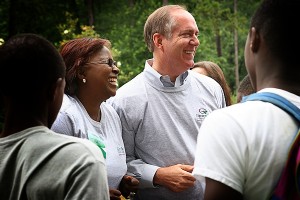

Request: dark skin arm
left=119, top=175, right=139, bottom=198
left=109, top=188, right=122, bottom=200
left=109, top=175, right=139, bottom=200
left=204, top=177, right=243, bottom=200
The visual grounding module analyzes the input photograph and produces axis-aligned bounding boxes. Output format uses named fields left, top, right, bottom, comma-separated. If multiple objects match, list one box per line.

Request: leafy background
left=0, top=0, right=261, bottom=130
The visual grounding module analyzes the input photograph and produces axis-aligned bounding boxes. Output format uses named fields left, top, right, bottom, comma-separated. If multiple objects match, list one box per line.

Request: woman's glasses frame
left=86, top=58, right=117, bottom=68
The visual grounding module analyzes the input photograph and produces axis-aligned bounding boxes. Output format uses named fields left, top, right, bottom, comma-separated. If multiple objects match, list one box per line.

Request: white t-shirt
left=193, top=88, right=300, bottom=199
left=51, top=94, right=127, bottom=189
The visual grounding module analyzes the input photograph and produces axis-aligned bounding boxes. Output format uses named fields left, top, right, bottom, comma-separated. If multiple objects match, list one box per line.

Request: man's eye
left=182, top=33, right=191, bottom=37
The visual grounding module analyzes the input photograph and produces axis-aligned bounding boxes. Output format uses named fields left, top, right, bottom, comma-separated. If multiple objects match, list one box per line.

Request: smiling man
left=108, top=5, right=226, bottom=200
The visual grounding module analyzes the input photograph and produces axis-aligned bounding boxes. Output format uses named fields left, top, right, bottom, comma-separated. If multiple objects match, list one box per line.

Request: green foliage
left=191, top=0, right=246, bottom=92
left=0, top=0, right=262, bottom=128
left=231, top=93, right=238, bottom=105
left=56, top=12, right=79, bottom=46
left=95, top=1, right=161, bottom=87
left=0, top=0, right=261, bottom=90
left=57, top=12, right=101, bottom=48
left=93, top=0, right=260, bottom=89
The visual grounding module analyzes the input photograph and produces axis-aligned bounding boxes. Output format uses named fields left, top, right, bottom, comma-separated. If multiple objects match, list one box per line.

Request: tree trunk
left=86, top=0, right=94, bottom=26
left=234, top=0, right=239, bottom=92
left=128, top=0, right=134, bottom=7
left=216, top=29, right=222, bottom=57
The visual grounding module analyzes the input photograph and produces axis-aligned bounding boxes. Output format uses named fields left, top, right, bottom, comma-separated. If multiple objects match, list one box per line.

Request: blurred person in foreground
left=193, top=0, right=300, bottom=199
left=0, top=33, right=109, bottom=200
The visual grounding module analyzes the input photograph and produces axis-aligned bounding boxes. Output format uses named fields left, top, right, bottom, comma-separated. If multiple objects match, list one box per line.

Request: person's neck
left=0, top=114, right=45, bottom=138
left=152, top=61, right=180, bottom=83
left=75, top=94, right=103, bottom=122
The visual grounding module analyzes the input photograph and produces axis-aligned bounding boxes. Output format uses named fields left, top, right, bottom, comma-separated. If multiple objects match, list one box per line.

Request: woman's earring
left=83, top=78, right=86, bottom=83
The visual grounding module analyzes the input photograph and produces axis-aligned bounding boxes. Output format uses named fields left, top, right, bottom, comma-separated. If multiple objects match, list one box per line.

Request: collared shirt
left=145, top=59, right=188, bottom=87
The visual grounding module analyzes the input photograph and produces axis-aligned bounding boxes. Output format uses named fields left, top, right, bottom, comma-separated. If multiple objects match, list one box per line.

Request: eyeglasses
left=86, top=58, right=117, bottom=68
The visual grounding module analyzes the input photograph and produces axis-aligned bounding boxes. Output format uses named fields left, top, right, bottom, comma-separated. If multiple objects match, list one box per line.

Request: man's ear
left=153, top=33, right=163, bottom=49
left=250, top=27, right=260, bottom=53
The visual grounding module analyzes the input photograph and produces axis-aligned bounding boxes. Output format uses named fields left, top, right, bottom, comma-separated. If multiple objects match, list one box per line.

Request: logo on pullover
left=196, top=108, right=208, bottom=122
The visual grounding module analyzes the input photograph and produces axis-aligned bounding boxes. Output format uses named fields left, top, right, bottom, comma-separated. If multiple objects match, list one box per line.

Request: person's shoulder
left=111, top=73, right=148, bottom=104
left=200, top=103, right=254, bottom=129
left=209, top=99, right=278, bottom=120
left=34, top=128, right=100, bottom=154
left=116, top=73, right=145, bottom=93
left=189, top=70, right=224, bottom=100
left=189, top=70, right=220, bottom=86
left=102, top=101, right=120, bottom=117
left=102, top=101, right=116, bottom=110
left=57, top=94, right=83, bottom=119
left=59, top=94, right=76, bottom=111
left=21, top=127, right=104, bottom=162
left=48, top=130, right=105, bottom=161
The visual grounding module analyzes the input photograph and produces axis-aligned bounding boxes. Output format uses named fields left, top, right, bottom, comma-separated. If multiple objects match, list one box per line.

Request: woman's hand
left=119, top=175, right=139, bottom=198
left=109, top=188, right=122, bottom=200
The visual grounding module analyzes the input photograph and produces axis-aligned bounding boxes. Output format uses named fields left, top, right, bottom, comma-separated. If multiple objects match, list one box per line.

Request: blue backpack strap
left=242, top=92, right=300, bottom=122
